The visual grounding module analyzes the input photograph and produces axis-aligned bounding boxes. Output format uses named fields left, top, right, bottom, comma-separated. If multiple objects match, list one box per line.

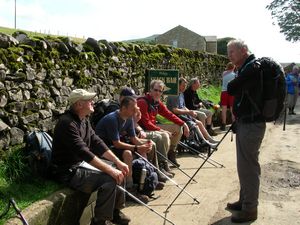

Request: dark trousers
left=69, top=167, right=124, bottom=221
left=236, top=121, right=266, bottom=211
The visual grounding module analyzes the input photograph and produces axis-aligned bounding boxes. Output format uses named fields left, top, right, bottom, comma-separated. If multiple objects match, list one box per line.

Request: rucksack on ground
left=90, top=99, right=120, bottom=129
left=132, top=158, right=159, bottom=197
left=250, top=57, right=286, bottom=122
left=25, top=131, right=52, bottom=178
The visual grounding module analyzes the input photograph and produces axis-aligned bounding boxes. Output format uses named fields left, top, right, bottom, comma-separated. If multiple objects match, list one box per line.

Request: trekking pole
left=154, top=149, right=197, bottom=183
left=10, top=198, right=29, bottom=225
left=134, top=152, right=200, bottom=204
left=117, top=185, right=176, bottom=225
left=165, top=125, right=233, bottom=212
left=177, top=141, right=224, bottom=168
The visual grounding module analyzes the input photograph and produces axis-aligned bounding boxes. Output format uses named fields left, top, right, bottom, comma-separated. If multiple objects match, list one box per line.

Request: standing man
left=137, top=80, right=190, bottom=167
left=226, top=39, right=266, bottom=223
left=51, top=89, right=130, bottom=225
left=184, top=78, right=216, bottom=136
left=286, top=65, right=299, bottom=115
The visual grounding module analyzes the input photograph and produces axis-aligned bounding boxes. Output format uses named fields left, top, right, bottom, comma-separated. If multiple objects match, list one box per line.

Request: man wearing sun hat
left=51, top=89, right=131, bottom=225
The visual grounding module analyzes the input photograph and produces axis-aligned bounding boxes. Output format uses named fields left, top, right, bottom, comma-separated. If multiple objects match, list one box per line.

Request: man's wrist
left=134, top=145, right=138, bottom=152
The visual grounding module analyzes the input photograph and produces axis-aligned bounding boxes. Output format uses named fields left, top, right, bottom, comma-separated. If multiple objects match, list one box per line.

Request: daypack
left=247, top=57, right=286, bottom=122
left=132, top=158, right=159, bottom=197
left=25, top=131, right=52, bottom=177
left=90, top=99, right=120, bottom=129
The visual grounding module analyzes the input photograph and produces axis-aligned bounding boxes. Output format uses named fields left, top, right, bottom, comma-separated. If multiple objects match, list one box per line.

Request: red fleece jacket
left=137, top=94, right=184, bottom=131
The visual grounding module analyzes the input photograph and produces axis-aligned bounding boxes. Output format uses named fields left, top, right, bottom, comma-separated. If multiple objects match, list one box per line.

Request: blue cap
left=120, top=87, right=137, bottom=97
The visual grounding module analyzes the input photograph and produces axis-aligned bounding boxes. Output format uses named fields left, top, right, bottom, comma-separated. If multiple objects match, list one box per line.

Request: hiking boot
left=126, top=189, right=149, bottom=204
left=226, top=201, right=242, bottom=211
left=231, top=208, right=258, bottom=223
left=112, top=209, right=131, bottom=225
left=160, top=168, right=174, bottom=178
left=167, top=149, right=180, bottom=167
left=163, top=162, right=175, bottom=177
left=220, top=124, right=226, bottom=131
left=157, top=171, right=168, bottom=182
left=90, top=218, right=114, bottom=225
left=207, top=127, right=217, bottom=136
left=155, top=181, right=165, bottom=190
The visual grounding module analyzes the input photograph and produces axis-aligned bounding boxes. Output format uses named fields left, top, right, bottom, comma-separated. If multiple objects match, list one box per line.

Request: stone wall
left=0, top=32, right=228, bottom=152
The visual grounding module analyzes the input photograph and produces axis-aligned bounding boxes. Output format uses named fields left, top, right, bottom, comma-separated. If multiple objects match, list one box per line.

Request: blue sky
left=0, top=0, right=299, bottom=63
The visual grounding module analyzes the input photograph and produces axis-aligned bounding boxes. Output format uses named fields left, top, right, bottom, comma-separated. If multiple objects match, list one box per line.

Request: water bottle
left=139, top=167, right=147, bottom=191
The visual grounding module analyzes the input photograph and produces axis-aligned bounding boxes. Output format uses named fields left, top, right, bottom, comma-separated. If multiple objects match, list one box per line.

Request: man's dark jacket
left=227, top=54, right=265, bottom=123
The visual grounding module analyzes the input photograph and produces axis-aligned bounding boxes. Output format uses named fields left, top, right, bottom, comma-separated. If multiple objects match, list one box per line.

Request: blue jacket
left=286, top=73, right=298, bottom=95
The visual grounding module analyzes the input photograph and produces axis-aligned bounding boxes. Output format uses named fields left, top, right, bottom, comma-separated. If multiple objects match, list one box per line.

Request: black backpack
left=25, top=131, right=52, bottom=177
left=248, top=57, right=286, bottom=122
left=90, top=99, right=120, bottom=129
left=132, top=158, right=159, bottom=197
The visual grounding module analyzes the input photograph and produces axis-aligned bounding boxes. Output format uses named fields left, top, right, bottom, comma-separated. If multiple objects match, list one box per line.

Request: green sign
left=145, top=69, right=179, bottom=96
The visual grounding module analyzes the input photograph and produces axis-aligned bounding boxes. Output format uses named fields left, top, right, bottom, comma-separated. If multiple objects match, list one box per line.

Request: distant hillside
left=123, top=34, right=160, bottom=43
left=0, top=26, right=85, bottom=43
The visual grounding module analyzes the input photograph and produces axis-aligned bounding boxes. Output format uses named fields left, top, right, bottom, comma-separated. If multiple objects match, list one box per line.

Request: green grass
left=0, top=145, right=62, bottom=224
left=197, top=84, right=222, bottom=104
left=0, top=26, right=85, bottom=43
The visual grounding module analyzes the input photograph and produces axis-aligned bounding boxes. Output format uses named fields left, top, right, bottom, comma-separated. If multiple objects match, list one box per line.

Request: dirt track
left=123, top=102, right=300, bottom=225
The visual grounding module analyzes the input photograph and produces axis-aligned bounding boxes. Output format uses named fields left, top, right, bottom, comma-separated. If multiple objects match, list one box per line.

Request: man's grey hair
left=189, top=77, right=199, bottom=86
left=227, top=39, right=251, bottom=53
left=150, top=80, right=165, bottom=90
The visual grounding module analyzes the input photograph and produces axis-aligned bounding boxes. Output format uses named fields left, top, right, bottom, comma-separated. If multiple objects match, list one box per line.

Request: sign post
left=145, top=69, right=179, bottom=96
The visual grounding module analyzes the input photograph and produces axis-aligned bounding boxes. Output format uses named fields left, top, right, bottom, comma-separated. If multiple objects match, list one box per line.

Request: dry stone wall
left=0, top=32, right=228, bottom=152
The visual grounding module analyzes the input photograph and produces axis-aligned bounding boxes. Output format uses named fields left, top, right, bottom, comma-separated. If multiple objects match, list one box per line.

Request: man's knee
left=122, top=150, right=133, bottom=162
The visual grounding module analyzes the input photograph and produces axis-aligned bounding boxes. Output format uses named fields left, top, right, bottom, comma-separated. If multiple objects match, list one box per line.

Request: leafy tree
left=217, top=37, right=235, bottom=56
left=266, top=0, right=300, bottom=42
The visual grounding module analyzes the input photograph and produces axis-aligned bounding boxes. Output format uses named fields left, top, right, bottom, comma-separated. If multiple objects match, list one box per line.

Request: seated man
left=167, top=77, right=219, bottom=148
left=184, top=78, right=217, bottom=136
left=95, top=96, right=163, bottom=203
left=137, top=79, right=190, bottom=167
left=51, top=89, right=130, bottom=225
left=120, top=87, right=175, bottom=178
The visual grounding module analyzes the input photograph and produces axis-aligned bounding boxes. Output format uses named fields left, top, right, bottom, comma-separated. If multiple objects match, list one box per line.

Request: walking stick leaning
left=154, top=149, right=197, bottom=183
left=134, top=151, right=200, bottom=204
left=165, top=124, right=233, bottom=212
left=117, top=185, right=176, bottom=225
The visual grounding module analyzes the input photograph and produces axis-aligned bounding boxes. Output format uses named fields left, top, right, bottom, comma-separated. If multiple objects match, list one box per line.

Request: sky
left=0, top=0, right=299, bottom=63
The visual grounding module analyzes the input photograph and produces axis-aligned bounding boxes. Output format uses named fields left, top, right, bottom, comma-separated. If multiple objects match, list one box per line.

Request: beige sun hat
left=68, top=89, right=96, bottom=105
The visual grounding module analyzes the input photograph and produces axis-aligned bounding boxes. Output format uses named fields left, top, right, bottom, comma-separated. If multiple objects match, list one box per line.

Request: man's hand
left=188, top=110, right=197, bottom=118
left=137, top=142, right=153, bottom=154
left=115, top=160, right=129, bottom=176
left=110, top=168, right=125, bottom=185
left=139, top=130, right=147, bottom=139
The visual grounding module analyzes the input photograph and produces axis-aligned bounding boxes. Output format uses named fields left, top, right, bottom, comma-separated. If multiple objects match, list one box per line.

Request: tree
left=217, top=37, right=235, bottom=56
left=266, top=0, right=300, bottom=42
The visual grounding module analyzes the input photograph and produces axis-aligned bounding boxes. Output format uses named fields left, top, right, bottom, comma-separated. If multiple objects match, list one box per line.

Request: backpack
left=248, top=57, right=286, bottom=122
left=25, top=131, right=52, bottom=177
left=90, top=99, right=120, bottom=129
left=132, top=158, right=159, bottom=197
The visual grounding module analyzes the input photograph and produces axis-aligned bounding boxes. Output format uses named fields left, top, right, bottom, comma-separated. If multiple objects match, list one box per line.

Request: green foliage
left=0, top=144, right=29, bottom=182
left=217, top=37, right=235, bottom=55
left=197, top=84, right=221, bottom=104
left=266, top=0, right=300, bottom=42
left=0, top=145, right=62, bottom=224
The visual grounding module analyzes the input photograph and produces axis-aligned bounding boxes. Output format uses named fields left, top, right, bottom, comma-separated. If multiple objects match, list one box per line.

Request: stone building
left=155, top=25, right=217, bottom=54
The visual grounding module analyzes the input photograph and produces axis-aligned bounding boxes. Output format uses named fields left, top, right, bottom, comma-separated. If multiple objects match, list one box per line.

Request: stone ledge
left=5, top=188, right=97, bottom=225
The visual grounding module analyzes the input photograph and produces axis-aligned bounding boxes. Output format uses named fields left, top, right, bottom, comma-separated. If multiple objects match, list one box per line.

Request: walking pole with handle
left=155, top=149, right=197, bottom=183
left=117, top=185, right=176, bottom=225
left=134, top=151, right=200, bottom=204
left=165, top=124, right=233, bottom=212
